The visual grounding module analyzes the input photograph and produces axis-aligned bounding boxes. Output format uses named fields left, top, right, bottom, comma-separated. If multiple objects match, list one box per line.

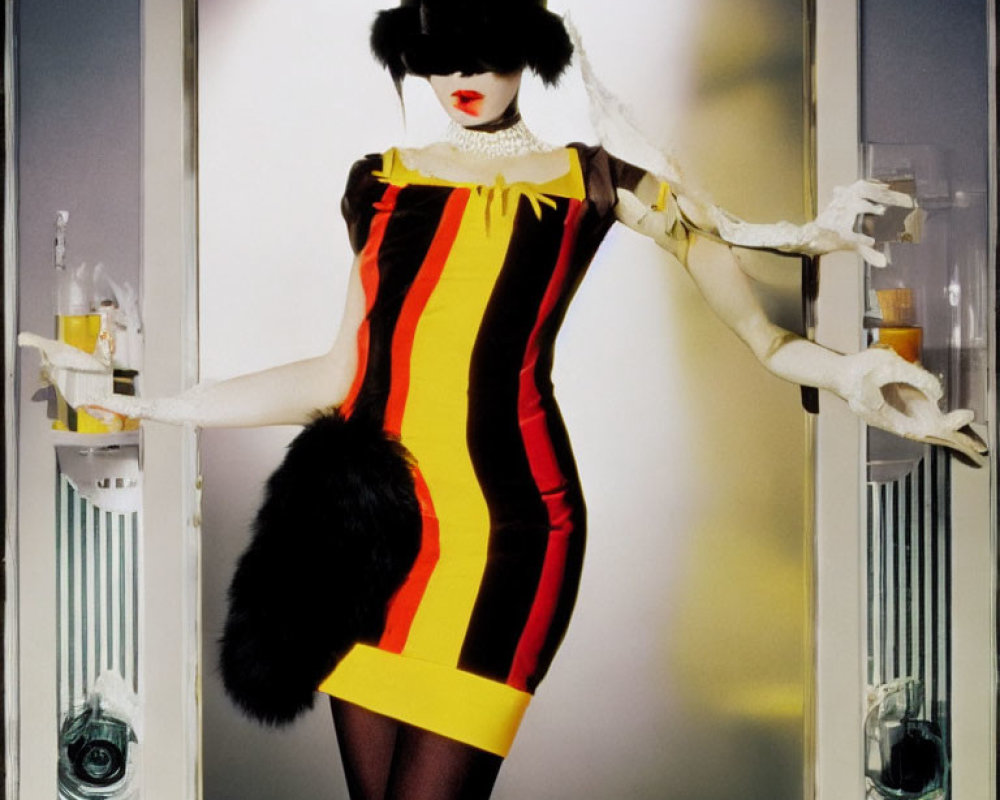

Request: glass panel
left=860, top=2, right=992, bottom=798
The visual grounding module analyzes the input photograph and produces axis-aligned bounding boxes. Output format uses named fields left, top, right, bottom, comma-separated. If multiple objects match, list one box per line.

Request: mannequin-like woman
left=20, top=2, right=986, bottom=799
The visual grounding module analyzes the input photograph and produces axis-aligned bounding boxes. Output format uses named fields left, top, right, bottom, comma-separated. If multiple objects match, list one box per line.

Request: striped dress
left=318, top=144, right=644, bottom=756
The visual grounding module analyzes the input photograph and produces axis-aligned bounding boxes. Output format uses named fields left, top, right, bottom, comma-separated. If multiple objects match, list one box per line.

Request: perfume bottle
left=52, top=215, right=141, bottom=433
left=53, top=211, right=107, bottom=432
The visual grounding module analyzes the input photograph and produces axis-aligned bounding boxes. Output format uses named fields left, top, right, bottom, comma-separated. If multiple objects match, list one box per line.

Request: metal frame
left=4, top=0, right=19, bottom=793
left=813, top=2, right=867, bottom=798
left=948, top=2, right=998, bottom=794
left=139, top=0, right=200, bottom=795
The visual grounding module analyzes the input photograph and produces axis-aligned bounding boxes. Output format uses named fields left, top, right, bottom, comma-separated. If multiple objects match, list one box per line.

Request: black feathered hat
left=370, top=0, right=573, bottom=88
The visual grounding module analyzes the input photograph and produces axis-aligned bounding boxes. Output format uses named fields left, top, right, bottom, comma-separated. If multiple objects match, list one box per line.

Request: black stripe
left=460, top=147, right=623, bottom=686
left=350, top=185, right=453, bottom=425
left=458, top=196, right=580, bottom=682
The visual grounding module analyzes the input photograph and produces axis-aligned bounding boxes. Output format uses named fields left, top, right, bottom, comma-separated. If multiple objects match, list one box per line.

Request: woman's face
left=428, top=71, right=523, bottom=126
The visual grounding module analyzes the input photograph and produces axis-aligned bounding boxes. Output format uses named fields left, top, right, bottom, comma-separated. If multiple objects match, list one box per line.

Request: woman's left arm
left=615, top=190, right=986, bottom=461
left=616, top=170, right=914, bottom=267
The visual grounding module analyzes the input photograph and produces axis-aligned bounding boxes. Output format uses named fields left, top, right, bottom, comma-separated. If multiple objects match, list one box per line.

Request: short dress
left=318, top=144, right=646, bottom=756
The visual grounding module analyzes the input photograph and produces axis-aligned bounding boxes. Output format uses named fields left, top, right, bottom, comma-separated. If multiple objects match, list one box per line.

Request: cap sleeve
left=341, top=153, right=386, bottom=254
left=569, top=144, right=654, bottom=211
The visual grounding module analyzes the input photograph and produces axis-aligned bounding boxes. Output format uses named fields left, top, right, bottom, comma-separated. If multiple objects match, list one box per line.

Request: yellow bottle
left=52, top=216, right=139, bottom=433
left=54, top=313, right=116, bottom=433
left=57, top=313, right=101, bottom=352
left=871, top=288, right=922, bottom=364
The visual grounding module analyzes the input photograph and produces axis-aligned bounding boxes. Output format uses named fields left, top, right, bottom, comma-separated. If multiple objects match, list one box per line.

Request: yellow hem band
left=318, top=644, right=531, bottom=757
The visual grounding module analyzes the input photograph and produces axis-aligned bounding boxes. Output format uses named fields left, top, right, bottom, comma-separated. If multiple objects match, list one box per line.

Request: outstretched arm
left=613, top=191, right=985, bottom=461
left=20, top=259, right=367, bottom=428
left=678, top=180, right=912, bottom=266
left=617, top=170, right=913, bottom=267
left=684, top=235, right=983, bottom=459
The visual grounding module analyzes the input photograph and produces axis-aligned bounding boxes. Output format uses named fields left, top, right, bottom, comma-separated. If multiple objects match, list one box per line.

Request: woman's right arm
left=21, top=259, right=367, bottom=429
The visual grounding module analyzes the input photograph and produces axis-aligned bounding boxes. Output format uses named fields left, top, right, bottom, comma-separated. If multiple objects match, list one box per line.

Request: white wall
left=197, top=2, right=812, bottom=798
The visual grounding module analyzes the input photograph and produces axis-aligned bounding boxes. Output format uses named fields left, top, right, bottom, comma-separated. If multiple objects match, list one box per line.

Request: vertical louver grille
left=56, top=472, right=140, bottom=719
left=866, top=446, right=951, bottom=798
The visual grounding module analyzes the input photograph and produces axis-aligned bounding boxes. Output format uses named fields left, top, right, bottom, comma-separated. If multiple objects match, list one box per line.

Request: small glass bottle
left=866, top=287, right=926, bottom=482
left=870, top=288, right=922, bottom=363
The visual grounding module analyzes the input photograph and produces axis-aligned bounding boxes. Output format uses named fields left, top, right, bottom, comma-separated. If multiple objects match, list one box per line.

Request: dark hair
left=370, top=0, right=573, bottom=88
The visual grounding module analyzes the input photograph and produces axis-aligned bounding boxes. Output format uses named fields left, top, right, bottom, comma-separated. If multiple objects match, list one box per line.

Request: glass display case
left=814, top=1, right=995, bottom=799
left=858, top=4, right=993, bottom=797
left=860, top=139, right=991, bottom=800
left=4, top=1, right=198, bottom=798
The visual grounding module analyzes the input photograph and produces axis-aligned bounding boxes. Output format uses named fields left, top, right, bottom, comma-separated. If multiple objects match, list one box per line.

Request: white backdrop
left=197, top=2, right=811, bottom=797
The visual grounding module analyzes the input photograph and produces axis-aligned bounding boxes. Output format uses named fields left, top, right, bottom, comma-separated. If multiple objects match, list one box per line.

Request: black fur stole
left=220, top=410, right=422, bottom=726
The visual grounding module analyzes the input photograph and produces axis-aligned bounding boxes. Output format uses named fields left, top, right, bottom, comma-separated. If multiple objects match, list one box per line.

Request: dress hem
left=318, top=643, right=531, bottom=757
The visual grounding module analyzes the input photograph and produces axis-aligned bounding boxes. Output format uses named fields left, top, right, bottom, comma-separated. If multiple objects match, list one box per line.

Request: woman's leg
left=330, top=698, right=400, bottom=800
left=384, top=725, right=503, bottom=800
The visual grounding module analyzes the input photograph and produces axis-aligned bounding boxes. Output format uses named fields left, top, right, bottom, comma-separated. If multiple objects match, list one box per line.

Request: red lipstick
left=451, top=90, right=484, bottom=116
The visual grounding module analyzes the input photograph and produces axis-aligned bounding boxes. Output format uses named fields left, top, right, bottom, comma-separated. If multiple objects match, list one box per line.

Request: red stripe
left=383, top=189, right=470, bottom=434
left=507, top=199, right=584, bottom=689
left=342, top=185, right=400, bottom=416
left=378, top=468, right=441, bottom=652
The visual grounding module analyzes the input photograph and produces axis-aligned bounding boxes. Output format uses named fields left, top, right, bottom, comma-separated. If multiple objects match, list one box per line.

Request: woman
left=21, top=1, right=985, bottom=798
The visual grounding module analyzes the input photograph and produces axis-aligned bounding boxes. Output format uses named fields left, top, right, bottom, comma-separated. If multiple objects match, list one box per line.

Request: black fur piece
left=370, top=6, right=420, bottom=86
left=523, top=11, right=574, bottom=86
left=220, top=410, right=422, bottom=726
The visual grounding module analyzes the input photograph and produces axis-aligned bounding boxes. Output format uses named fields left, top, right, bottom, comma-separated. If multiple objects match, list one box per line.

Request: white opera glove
left=833, top=346, right=987, bottom=463
left=18, top=331, right=148, bottom=421
left=702, top=180, right=913, bottom=266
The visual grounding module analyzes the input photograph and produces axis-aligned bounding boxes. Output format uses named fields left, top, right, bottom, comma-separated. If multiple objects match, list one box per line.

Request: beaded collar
left=444, top=119, right=555, bottom=159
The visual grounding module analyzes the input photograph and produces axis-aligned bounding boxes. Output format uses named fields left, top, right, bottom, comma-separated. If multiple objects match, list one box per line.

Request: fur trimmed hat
left=370, top=0, right=573, bottom=87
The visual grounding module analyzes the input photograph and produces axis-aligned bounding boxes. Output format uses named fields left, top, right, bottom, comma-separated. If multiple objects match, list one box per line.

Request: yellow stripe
left=380, top=147, right=585, bottom=201
left=398, top=188, right=515, bottom=664
left=318, top=644, right=530, bottom=756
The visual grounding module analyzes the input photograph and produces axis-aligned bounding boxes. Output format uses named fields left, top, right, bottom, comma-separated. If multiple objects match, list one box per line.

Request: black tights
left=330, top=698, right=504, bottom=800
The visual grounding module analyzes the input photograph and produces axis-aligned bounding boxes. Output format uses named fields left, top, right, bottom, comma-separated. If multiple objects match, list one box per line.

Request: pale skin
left=18, top=70, right=985, bottom=459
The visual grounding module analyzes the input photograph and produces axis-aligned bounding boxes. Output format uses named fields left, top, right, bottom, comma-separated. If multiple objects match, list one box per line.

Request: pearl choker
left=445, top=120, right=554, bottom=159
